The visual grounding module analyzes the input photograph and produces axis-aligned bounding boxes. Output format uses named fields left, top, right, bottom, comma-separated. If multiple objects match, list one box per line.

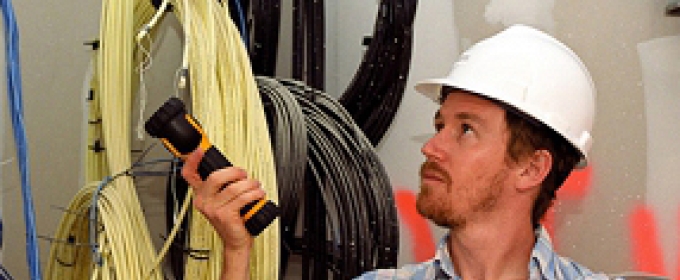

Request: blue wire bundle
left=0, top=0, right=42, bottom=279
left=232, top=0, right=249, bottom=46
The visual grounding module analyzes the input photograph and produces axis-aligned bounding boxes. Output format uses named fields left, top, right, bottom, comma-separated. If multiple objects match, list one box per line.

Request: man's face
left=417, top=91, right=513, bottom=229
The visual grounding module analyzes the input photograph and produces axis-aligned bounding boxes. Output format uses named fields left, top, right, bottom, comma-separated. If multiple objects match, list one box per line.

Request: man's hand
left=181, top=149, right=265, bottom=279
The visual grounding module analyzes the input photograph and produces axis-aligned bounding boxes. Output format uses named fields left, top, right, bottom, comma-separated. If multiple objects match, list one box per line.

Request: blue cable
left=89, top=176, right=113, bottom=266
left=88, top=156, right=176, bottom=265
left=232, top=0, right=249, bottom=47
left=0, top=0, right=42, bottom=279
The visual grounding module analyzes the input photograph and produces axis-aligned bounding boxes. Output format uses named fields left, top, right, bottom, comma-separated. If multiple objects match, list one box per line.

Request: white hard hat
left=415, top=24, right=595, bottom=167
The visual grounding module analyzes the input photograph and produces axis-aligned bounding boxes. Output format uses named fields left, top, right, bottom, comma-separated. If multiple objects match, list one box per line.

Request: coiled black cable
left=256, top=76, right=308, bottom=278
left=339, top=0, right=418, bottom=145
left=249, top=0, right=281, bottom=76
left=306, top=0, right=325, bottom=90
left=291, top=0, right=305, bottom=81
left=265, top=78, right=399, bottom=279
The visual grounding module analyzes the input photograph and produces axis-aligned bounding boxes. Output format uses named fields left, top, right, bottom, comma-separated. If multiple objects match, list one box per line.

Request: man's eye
left=434, top=123, right=444, bottom=132
left=461, top=123, right=473, bottom=134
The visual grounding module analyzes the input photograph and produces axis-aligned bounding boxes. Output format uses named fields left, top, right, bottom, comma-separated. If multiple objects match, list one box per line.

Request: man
left=182, top=25, right=607, bottom=279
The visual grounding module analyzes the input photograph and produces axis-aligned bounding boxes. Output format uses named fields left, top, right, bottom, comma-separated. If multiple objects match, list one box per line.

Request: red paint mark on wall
left=629, top=204, right=667, bottom=276
left=542, top=207, right=557, bottom=246
left=394, top=189, right=436, bottom=262
left=541, top=165, right=593, bottom=248
left=557, top=165, right=592, bottom=199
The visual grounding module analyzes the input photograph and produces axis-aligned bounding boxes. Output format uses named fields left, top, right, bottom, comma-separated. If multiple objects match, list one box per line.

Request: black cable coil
left=249, top=0, right=282, bottom=77
left=256, top=76, right=308, bottom=278
left=339, top=0, right=419, bottom=146
left=258, top=77, right=399, bottom=280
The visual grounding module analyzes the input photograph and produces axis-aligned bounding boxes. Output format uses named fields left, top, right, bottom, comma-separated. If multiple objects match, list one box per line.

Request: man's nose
left=421, top=133, right=442, bottom=161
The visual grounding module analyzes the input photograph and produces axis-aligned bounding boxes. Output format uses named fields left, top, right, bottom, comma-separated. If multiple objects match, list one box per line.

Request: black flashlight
left=145, top=97, right=279, bottom=236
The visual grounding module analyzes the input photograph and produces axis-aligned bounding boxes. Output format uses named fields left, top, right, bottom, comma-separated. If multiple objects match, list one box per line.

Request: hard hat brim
left=414, top=78, right=457, bottom=103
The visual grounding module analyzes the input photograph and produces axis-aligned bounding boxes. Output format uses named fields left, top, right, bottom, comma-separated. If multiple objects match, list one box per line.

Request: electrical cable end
left=136, top=25, right=151, bottom=42
left=177, top=68, right=189, bottom=90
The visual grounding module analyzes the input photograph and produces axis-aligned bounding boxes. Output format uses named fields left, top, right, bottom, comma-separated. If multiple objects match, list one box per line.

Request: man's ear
left=516, top=149, right=552, bottom=192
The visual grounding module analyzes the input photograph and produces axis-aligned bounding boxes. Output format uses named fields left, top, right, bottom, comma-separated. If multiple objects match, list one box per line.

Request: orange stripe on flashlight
left=243, top=198, right=268, bottom=221
left=184, top=114, right=212, bottom=152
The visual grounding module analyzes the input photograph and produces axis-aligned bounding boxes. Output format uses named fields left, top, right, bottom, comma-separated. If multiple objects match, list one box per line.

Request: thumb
left=181, top=148, right=205, bottom=185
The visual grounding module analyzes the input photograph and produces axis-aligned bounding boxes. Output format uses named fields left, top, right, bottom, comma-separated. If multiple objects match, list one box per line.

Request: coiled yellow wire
left=170, top=1, right=280, bottom=279
left=46, top=0, right=279, bottom=279
left=46, top=0, right=163, bottom=279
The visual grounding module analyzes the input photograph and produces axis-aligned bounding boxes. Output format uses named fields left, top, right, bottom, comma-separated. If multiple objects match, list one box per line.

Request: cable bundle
left=255, top=76, right=307, bottom=278
left=290, top=0, right=325, bottom=90
left=248, top=1, right=281, bottom=77
left=257, top=77, right=399, bottom=279
left=339, top=0, right=418, bottom=145
left=0, top=0, right=42, bottom=279
left=256, top=76, right=307, bottom=241
left=169, top=1, right=280, bottom=279
left=226, top=0, right=250, bottom=46
left=45, top=1, right=173, bottom=279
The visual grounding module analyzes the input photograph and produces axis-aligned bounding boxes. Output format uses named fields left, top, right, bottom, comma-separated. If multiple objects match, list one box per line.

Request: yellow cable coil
left=45, top=0, right=168, bottom=279
left=170, top=1, right=280, bottom=279
left=46, top=0, right=278, bottom=278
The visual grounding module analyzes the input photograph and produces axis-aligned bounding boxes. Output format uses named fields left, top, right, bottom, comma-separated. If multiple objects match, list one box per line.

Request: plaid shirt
left=356, top=227, right=612, bottom=279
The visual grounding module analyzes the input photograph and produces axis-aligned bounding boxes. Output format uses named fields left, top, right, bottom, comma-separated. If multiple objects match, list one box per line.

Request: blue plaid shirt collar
left=429, top=226, right=604, bottom=280
left=356, top=226, right=610, bottom=279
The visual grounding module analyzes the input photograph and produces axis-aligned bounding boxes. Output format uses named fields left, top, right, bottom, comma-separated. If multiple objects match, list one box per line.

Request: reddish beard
left=416, top=161, right=507, bottom=229
left=416, top=161, right=455, bottom=227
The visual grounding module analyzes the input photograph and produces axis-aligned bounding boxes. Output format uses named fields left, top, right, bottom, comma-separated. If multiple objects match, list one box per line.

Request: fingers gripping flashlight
left=145, top=97, right=279, bottom=236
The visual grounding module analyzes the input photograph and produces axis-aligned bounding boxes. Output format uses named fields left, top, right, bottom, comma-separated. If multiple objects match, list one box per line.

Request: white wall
left=639, top=34, right=680, bottom=275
